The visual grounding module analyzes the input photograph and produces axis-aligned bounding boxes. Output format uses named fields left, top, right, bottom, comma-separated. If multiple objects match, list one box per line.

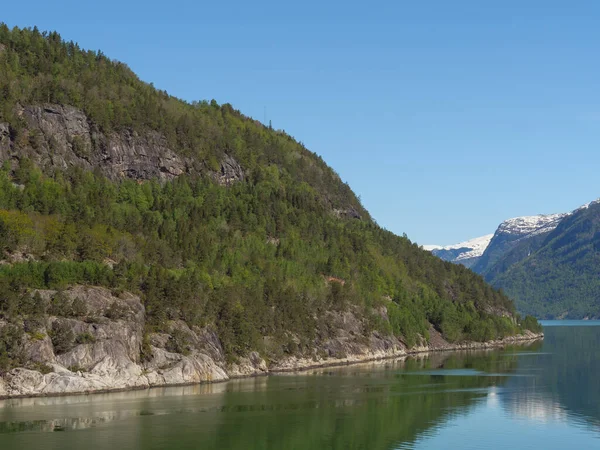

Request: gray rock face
left=0, top=287, right=542, bottom=399
left=0, top=287, right=398, bottom=397
left=17, top=104, right=187, bottom=180
left=0, top=286, right=234, bottom=398
left=0, top=104, right=244, bottom=183
left=215, top=154, right=245, bottom=186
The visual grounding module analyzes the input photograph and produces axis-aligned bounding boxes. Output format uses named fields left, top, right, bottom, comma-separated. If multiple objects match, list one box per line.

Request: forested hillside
left=492, top=202, right=600, bottom=319
left=0, top=25, right=539, bottom=376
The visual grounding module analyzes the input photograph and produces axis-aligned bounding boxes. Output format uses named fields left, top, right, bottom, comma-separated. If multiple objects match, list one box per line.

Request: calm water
left=1, top=321, right=599, bottom=449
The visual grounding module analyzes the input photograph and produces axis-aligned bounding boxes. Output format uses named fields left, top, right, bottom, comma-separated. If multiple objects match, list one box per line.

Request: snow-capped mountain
left=495, top=213, right=567, bottom=240
left=424, top=234, right=493, bottom=268
left=424, top=197, right=600, bottom=319
left=425, top=199, right=600, bottom=272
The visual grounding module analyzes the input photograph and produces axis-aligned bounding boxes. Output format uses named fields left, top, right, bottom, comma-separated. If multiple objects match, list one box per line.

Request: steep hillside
left=0, top=25, right=538, bottom=395
left=492, top=201, right=600, bottom=319
left=426, top=200, right=600, bottom=319
left=472, top=214, right=567, bottom=276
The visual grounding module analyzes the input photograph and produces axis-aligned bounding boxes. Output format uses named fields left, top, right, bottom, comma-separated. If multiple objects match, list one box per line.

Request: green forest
left=0, top=25, right=539, bottom=370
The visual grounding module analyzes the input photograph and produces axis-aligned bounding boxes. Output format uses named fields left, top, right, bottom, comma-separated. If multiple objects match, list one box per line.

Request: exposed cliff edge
left=0, top=286, right=542, bottom=399
left=0, top=104, right=245, bottom=185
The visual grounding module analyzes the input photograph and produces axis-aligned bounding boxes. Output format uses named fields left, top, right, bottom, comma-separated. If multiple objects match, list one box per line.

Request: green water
left=1, top=321, right=599, bottom=449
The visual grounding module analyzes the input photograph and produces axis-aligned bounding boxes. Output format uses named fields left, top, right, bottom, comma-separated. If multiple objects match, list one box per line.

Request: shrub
left=49, top=321, right=75, bottom=354
left=48, top=292, right=72, bottom=316
left=71, top=297, right=87, bottom=317
left=75, top=332, right=96, bottom=345
left=0, top=324, right=23, bottom=372
left=165, top=328, right=191, bottom=356
left=105, top=301, right=129, bottom=320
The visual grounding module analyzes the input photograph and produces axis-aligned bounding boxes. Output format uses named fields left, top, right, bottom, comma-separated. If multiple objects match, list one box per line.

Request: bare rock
left=22, top=334, right=56, bottom=364
left=228, top=351, right=268, bottom=377
left=1, top=104, right=251, bottom=189
left=0, top=284, right=543, bottom=399
left=9, top=104, right=188, bottom=181
left=0, top=377, right=7, bottom=396
left=215, top=154, right=245, bottom=186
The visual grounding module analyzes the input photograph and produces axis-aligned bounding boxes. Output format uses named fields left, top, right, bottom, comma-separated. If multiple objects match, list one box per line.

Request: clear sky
left=3, top=1, right=600, bottom=246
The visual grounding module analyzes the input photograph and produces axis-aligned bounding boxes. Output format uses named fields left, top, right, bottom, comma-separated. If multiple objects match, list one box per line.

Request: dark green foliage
left=71, top=297, right=87, bottom=317
left=0, top=324, right=22, bottom=372
left=104, top=301, right=128, bottom=320
left=75, top=332, right=96, bottom=345
left=49, top=321, right=75, bottom=354
left=0, top=24, right=367, bottom=219
left=140, top=330, right=153, bottom=362
left=47, top=292, right=71, bottom=316
left=165, top=328, right=192, bottom=356
left=521, top=315, right=543, bottom=333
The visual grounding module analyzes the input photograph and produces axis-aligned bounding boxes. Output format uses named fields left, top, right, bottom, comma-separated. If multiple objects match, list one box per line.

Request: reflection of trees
left=0, top=348, right=527, bottom=450
left=205, top=351, right=521, bottom=450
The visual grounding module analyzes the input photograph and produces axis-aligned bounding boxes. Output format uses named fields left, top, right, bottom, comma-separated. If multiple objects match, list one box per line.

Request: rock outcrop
left=0, top=286, right=542, bottom=398
left=0, top=287, right=231, bottom=397
left=0, top=104, right=244, bottom=183
left=214, top=154, right=245, bottom=186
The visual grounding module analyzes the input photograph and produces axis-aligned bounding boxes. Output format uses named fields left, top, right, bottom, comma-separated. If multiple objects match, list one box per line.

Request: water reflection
left=0, top=324, right=598, bottom=450
left=503, top=392, right=567, bottom=424
left=500, top=323, right=600, bottom=430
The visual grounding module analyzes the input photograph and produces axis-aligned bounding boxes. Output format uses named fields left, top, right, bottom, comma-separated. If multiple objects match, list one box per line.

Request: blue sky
left=3, top=1, right=600, bottom=245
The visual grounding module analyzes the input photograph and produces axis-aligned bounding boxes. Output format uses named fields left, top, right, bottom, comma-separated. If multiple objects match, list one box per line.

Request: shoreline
left=0, top=332, right=543, bottom=401
left=269, top=331, right=544, bottom=374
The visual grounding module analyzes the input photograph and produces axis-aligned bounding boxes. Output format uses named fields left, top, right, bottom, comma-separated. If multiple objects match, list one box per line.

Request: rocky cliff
left=0, top=286, right=541, bottom=398
left=0, top=104, right=244, bottom=185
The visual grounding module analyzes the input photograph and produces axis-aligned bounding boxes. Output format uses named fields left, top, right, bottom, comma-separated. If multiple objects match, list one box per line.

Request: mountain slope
left=0, top=26, right=538, bottom=393
left=492, top=201, right=600, bottom=319
left=427, top=200, right=600, bottom=319
left=473, top=213, right=567, bottom=276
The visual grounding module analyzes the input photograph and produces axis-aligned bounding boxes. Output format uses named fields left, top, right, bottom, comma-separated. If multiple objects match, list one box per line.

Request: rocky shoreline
left=268, top=330, right=543, bottom=374
left=0, top=286, right=543, bottom=400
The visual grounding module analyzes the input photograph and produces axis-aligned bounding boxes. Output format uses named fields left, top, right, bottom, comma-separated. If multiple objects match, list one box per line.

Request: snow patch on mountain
left=424, top=197, right=600, bottom=269
left=496, top=213, right=568, bottom=238
left=424, top=234, right=494, bottom=261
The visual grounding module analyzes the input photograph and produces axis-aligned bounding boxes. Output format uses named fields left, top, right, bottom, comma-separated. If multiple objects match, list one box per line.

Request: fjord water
left=1, top=322, right=599, bottom=450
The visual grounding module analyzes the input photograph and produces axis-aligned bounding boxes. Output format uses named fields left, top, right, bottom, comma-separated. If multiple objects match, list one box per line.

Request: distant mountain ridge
left=472, top=213, right=568, bottom=276
left=424, top=234, right=493, bottom=269
left=425, top=199, right=600, bottom=319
